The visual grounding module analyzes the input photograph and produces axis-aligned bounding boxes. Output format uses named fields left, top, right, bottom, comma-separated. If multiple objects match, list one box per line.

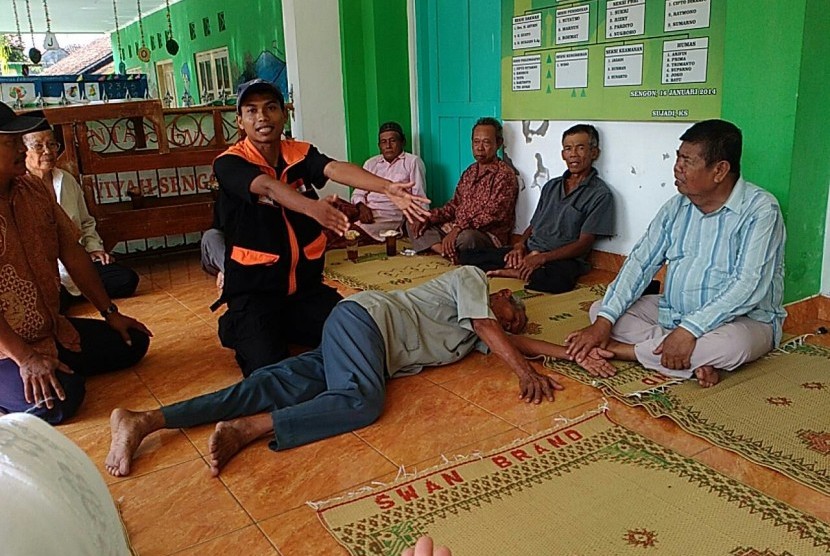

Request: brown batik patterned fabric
left=430, top=159, right=518, bottom=247
left=0, top=175, right=81, bottom=359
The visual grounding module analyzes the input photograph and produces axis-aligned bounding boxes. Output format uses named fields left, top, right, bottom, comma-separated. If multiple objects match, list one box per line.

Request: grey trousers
left=162, top=301, right=387, bottom=451
left=590, top=296, right=774, bottom=379
left=410, top=226, right=496, bottom=253
left=200, top=228, right=226, bottom=276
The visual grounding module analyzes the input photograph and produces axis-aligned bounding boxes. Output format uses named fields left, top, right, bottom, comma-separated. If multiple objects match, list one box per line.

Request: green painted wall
left=788, top=0, right=830, bottom=301
left=338, top=0, right=412, bottom=165
left=722, top=0, right=830, bottom=302
left=112, top=0, right=286, bottom=105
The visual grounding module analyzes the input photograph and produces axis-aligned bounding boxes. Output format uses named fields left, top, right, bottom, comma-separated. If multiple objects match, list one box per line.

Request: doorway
left=155, top=60, right=177, bottom=107
left=415, top=0, right=502, bottom=204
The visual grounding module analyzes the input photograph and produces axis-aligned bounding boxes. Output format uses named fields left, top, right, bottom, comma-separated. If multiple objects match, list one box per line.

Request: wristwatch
left=100, top=303, right=119, bottom=318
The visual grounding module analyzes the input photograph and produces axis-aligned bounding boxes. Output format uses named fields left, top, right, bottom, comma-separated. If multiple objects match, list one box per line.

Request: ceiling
left=0, top=0, right=178, bottom=35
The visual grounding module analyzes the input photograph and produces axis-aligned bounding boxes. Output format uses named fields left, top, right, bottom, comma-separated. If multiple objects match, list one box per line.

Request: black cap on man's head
left=236, top=79, right=284, bottom=114
left=378, top=121, right=405, bottom=142
left=0, top=102, right=47, bottom=134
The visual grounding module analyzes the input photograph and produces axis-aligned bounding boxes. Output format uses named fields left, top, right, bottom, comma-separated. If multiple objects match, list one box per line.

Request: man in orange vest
left=212, top=79, right=429, bottom=376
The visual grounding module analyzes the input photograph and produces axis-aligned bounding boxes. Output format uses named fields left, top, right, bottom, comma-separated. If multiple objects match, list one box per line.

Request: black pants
left=0, top=318, right=151, bottom=424
left=218, top=283, right=343, bottom=377
left=59, top=261, right=140, bottom=313
left=458, top=247, right=584, bottom=294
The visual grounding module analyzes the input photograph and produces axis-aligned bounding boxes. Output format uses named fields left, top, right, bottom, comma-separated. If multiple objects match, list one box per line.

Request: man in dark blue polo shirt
left=460, top=124, right=614, bottom=293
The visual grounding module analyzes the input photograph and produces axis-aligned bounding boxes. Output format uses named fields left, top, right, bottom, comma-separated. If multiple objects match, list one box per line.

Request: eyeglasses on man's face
left=27, top=141, right=60, bottom=153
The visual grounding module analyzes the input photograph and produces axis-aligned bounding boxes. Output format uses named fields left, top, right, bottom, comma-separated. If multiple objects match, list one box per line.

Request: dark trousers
left=0, top=318, right=151, bottom=424
left=59, top=261, right=140, bottom=313
left=218, top=283, right=343, bottom=377
left=458, top=247, right=584, bottom=294
left=164, top=301, right=386, bottom=451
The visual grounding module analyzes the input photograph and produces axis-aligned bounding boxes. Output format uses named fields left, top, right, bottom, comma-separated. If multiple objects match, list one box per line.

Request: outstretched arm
left=472, top=318, right=563, bottom=404
left=325, top=161, right=431, bottom=223
left=250, top=174, right=350, bottom=235
left=510, top=334, right=616, bottom=376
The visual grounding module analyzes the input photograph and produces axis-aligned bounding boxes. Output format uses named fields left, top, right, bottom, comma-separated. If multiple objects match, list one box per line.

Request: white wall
left=281, top=0, right=349, bottom=200
left=503, top=120, right=692, bottom=255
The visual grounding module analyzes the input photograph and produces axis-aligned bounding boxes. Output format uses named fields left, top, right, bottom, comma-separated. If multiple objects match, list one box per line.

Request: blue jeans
left=163, top=301, right=387, bottom=450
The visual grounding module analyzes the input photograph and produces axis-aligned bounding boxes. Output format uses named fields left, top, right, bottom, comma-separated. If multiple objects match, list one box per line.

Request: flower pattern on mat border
left=796, top=429, right=830, bottom=455
left=623, top=528, right=657, bottom=548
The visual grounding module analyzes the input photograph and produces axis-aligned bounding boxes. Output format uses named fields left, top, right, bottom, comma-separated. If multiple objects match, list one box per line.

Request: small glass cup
left=344, top=230, right=360, bottom=262
left=127, top=189, right=144, bottom=209
left=381, top=230, right=400, bottom=257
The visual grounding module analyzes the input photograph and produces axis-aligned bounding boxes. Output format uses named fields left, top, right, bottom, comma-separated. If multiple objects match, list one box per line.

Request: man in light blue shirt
left=566, top=119, right=786, bottom=388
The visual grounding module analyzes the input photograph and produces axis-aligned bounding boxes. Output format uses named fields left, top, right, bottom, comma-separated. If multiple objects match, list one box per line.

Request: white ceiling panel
left=0, top=0, right=178, bottom=35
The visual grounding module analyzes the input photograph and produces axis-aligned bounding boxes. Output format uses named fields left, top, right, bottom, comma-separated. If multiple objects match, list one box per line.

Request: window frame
left=194, top=46, right=232, bottom=102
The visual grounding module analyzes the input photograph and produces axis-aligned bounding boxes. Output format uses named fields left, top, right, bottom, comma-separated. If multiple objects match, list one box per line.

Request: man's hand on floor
left=517, top=369, right=563, bottom=404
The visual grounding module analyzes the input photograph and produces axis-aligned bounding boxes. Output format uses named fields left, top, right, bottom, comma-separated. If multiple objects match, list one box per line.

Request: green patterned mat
left=518, top=283, right=607, bottom=341
left=324, top=256, right=830, bottom=498
left=316, top=411, right=830, bottom=555
left=547, top=342, right=830, bottom=497
left=514, top=285, right=830, bottom=497
left=324, top=243, right=454, bottom=291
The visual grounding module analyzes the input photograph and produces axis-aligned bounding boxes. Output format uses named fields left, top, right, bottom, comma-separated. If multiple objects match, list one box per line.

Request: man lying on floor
left=106, top=266, right=612, bottom=477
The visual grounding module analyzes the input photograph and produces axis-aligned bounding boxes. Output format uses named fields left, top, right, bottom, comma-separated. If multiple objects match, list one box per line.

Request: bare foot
left=207, top=414, right=272, bottom=477
left=486, top=268, right=521, bottom=279
left=216, top=271, right=224, bottom=291
left=694, top=365, right=720, bottom=388
left=105, top=408, right=164, bottom=477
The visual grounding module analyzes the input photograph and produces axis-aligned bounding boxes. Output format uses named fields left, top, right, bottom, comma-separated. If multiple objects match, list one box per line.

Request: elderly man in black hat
left=209, top=79, right=430, bottom=377
left=0, top=102, right=151, bottom=423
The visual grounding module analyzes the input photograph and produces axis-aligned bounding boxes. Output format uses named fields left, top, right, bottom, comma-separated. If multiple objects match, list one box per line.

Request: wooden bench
left=36, top=100, right=237, bottom=252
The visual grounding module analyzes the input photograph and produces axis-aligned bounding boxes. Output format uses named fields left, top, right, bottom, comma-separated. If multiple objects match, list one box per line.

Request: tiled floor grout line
left=430, top=377, right=522, bottom=424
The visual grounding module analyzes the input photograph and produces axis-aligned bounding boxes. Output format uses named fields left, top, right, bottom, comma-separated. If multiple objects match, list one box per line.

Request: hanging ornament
left=42, top=0, right=60, bottom=51
left=164, top=0, right=179, bottom=55
left=135, top=0, right=151, bottom=63
left=40, top=0, right=69, bottom=67
left=11, top=0, right=25, bottom=50
left=23, top=0, right=41, bottom=64
left=111, top=0, right=126, bottom=74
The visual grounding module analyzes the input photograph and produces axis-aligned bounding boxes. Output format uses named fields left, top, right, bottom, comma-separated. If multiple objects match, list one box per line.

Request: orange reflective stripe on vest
left=216, top=138, right=315, bottom=295
left=230, top=246, right=280, bottom=266
left=302, top=232, right=327, bottom=261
